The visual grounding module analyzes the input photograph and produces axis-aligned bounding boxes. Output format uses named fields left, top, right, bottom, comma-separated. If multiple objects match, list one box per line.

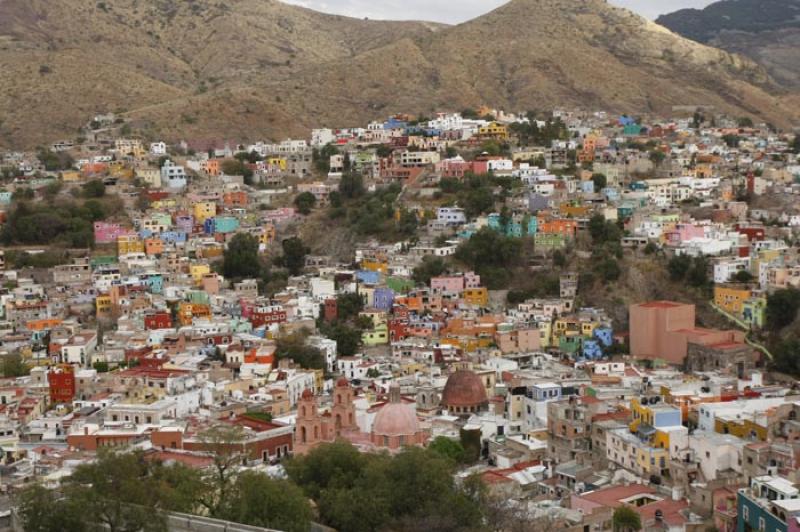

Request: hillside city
left=0, top=105, right=800, bottom=532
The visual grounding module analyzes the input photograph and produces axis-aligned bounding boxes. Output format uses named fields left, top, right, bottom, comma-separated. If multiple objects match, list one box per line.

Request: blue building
left=530, top=383, right=561, bottom=401
left=593, top=327, right=614, bottom=348
left=736, top=476, right=800, bottom=532
left=582, top=339, right=603, bottom=360
left=145, top=274, right=163, bottom=295
left=356, top=270, right=381, bottom=285
left=372, top=288, right=395, bottom=312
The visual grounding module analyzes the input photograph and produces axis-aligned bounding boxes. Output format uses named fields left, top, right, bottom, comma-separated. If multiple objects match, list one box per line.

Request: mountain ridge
left=0, top=0, right=796, bottom=149
left=657, top=0, right=800, bottom=88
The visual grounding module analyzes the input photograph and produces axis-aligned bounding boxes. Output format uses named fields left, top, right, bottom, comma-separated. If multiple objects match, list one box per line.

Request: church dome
left=372, top=383, right=420, bottom=438
left=440, top=370, right=488, bottom=411
left=372, top=402, right=420, bottom=437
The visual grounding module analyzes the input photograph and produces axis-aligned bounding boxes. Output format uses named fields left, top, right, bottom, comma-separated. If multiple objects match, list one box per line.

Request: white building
left=150, top=142, right=167, bottom=156
left=436, top=207, right=467, bottom=226
left=161, top=160, right=187, bottom=189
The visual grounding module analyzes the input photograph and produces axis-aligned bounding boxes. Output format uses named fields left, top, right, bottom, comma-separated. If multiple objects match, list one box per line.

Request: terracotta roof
left=440, top=370, right=488, bottom=408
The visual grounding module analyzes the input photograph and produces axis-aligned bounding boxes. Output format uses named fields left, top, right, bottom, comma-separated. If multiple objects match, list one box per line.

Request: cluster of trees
left=587, top=214, right=624, bottom=283
left=0, top=196, right=112, bottom=247
left=318, top=292, right=367, bottom=356
left=1, top=354, right=30, bottom=378
left=17, top=438, right=312, bottom=532
left=284, top=442, right=484, bottom=532
left=37, top=149, right=74, bottom=172
left=330, top=180, right=417, bottom=240
left=221, top=233, right=306, bottom=294
left=765, top=288, right=800, bottom=377
left=293, top=192, right=316, bottom=215
left=667, top=254, right=709, bottom=289
left=765, top=288, right=800, bottom=332
left=220, top=159, right=254, bottom=185
left=413, top=255, right=448, bottom=286
left=454, top=228, right=524, bottom=289
left=508, top=115, right=570, bottom=146
left=313, top=144, right=339, bottom=174
left=275, top=330, right=326, bottom=371
left=438, top=173, right=513, bottom=219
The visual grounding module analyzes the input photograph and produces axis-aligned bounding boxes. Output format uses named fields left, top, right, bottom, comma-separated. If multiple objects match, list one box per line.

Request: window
left=758, top=517, right=765, bottom=531
left=742, top=505, right=749, bottom=521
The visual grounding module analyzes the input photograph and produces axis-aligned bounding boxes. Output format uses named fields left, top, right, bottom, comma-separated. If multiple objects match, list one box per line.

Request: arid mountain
left=0, top=0, right=795, bottom=148
left=658, top=0, right=800, bottom=88
left=0, top=0, right=443, bottom=147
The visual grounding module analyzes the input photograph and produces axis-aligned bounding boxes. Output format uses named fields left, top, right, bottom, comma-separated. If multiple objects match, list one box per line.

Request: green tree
left=220, top=159, right=254, bottom=185
left=335, top=292, right=364, bottom=322
left=293, top=192, right=316, bottom=215
left=613, top=505, right=642, bottom=531
left=667, top=254, right=692, bottom=281
left=82, top=179, right=106, bottom=198
left=1, top=354, right=29, bottom=377
left=427, top=437, right=466, bottom=463
left=766, top=288, right=800, bottom=331
left=413, top=256, right=447, bottom=286
left=319, top=322, right=362, bottom=356
left=223, top=233, right=262, bottom=280
left=276, top=331, right=325, bottom=370
left=280, top=237, right=309, bottom=276
left=687, top=256, right=709, bottom=288
left=338, top=172, right=365, bottom=199
left=649, top=150, right=666, bottom=165
left=733, top=270, right=754, bottom=283
left=219, top=471, right=312, bottom=532
left=454, top=228, right=523, bottom=289
left=16, top=450, right=207, bottom=532
left=591, top=173, right=607, bottom=191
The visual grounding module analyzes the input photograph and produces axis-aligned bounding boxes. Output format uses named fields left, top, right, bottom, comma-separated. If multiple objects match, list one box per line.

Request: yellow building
left=478, top=122, right=509, bottom=141
left=463, top=287, right=489, bottom=307
left=194, top=201, right=217, bottom=223
left=714, top=285, right=752, bottom=315
left=537, top=321, right=553, bottom=348
left=259, top=225, right=276, bottom=246
left=95, top=295, right=112, bottom=317
left=267, top=157, right=287, bottom=170
left=117, top=235, right=144, bottom=256
left=61, top=170, right=82, bottom=182
left=178, top=302, right=211, bottom=326
left=190, top=264, right=211, bottom=285
left=360, top=259, right=388, bottom=274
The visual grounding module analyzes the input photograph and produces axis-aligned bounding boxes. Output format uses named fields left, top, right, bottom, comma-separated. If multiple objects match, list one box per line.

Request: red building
left=388, top=319, right=408, bottom=341
left=144, top=312, right=172, bottom=330
left=324, top=298, right=338, bottom=322
left=48, top=365, right=76, bottom=404
left=250, top=305, right=288, bottom=328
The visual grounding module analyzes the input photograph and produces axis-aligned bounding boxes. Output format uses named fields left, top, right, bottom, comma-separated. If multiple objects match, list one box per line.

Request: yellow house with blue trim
left=194, top=201, right=217, bottom=223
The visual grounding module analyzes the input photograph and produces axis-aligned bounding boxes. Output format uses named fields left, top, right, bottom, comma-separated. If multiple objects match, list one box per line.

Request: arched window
left=300, top=426, right=307, bottom=443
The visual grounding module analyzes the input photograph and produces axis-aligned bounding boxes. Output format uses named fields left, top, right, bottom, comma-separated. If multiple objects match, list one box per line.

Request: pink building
left=430, top=272, right=480, bottom=294
left=94, top=222, right=132, bottom=245
left=664, top=223, right=707, bottom=246
left=495, top=327, right=541, bottom=354
left=629, top=301, right=746, bottom=365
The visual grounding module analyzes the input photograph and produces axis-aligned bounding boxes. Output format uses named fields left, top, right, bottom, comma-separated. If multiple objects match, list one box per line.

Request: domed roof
left=441, top=370, right=488, bottom=408
left=301, top=388, right=314, bottom=399
left=372, top=402, right=420, bottom=438
left=336, top=377, right=349, bottom=387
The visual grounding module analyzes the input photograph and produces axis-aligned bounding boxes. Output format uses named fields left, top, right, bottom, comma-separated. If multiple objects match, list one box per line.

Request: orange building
left=203, top=159, right=221, bottom=176
left=538, top=218, right=578, bottom=237
left=223, top=191, right=248, bottom=208
left=144, top=238, right=165, bottom=256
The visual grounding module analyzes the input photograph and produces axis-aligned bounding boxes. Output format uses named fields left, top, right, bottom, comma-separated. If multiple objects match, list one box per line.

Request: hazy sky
left=281, top=0, right=716, bottom=23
